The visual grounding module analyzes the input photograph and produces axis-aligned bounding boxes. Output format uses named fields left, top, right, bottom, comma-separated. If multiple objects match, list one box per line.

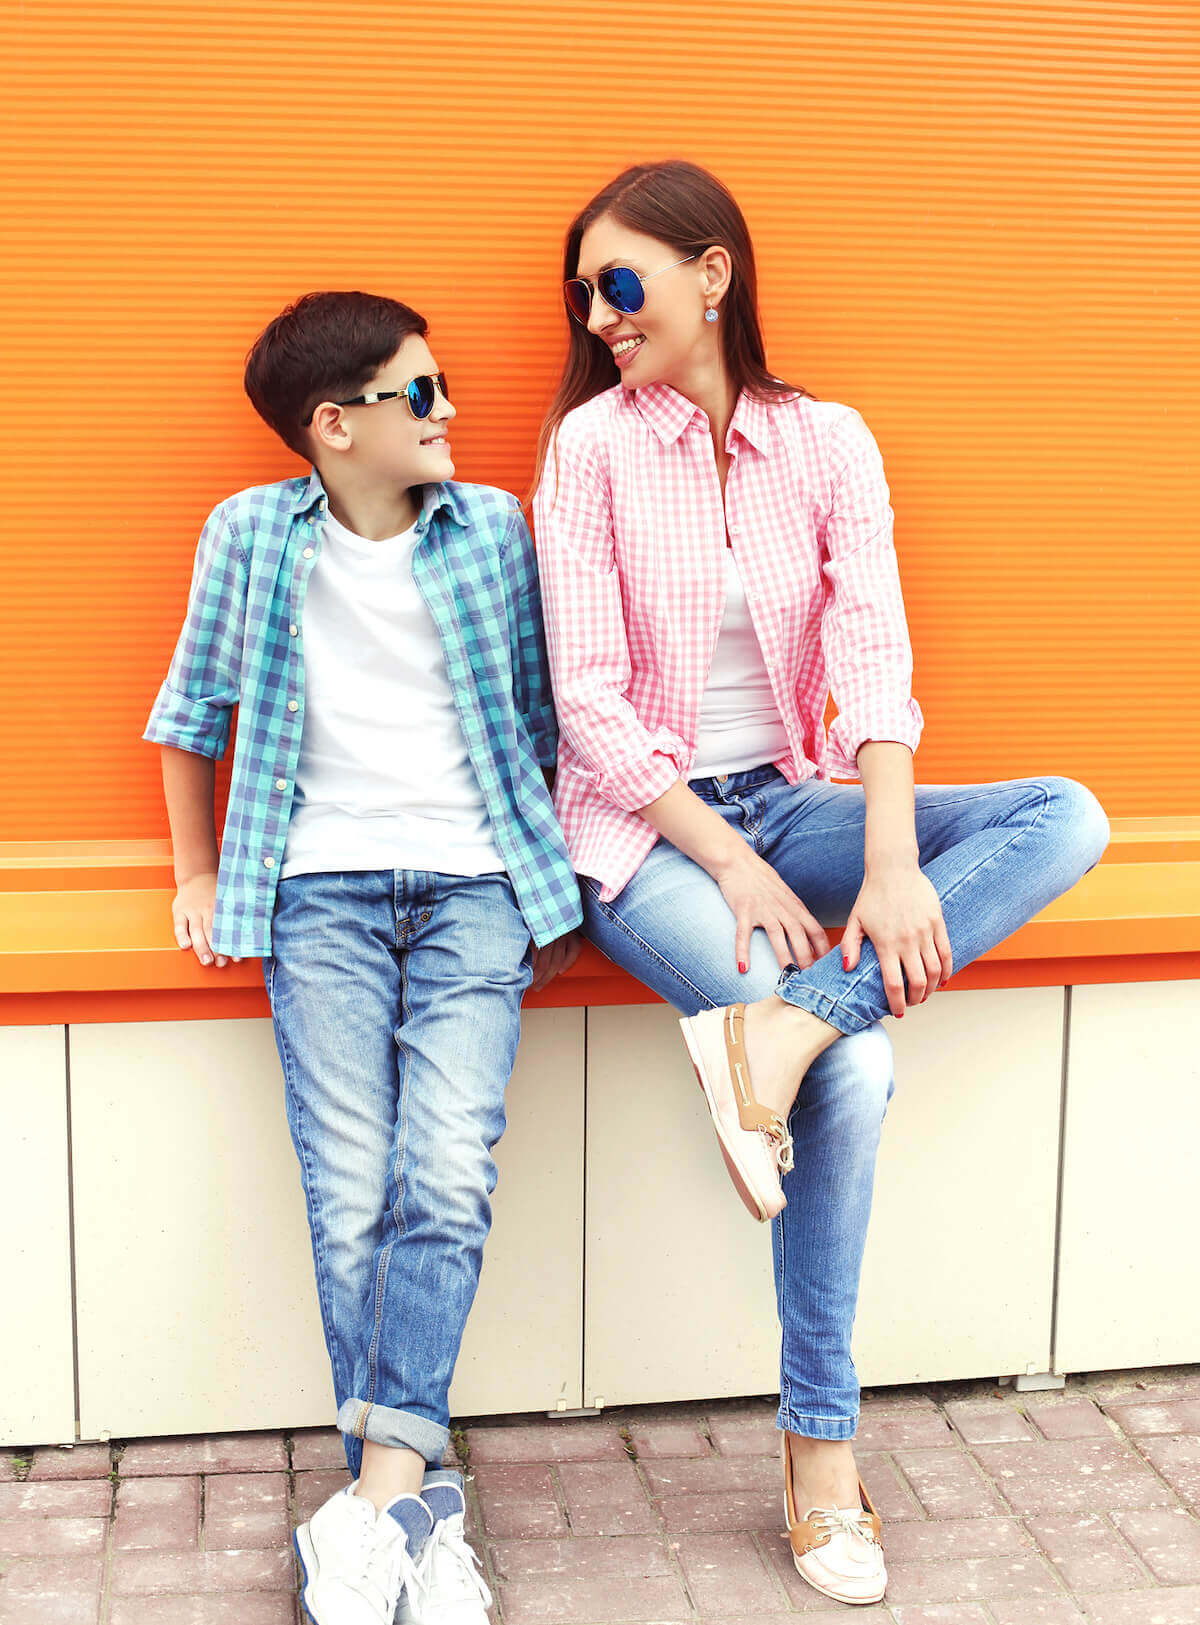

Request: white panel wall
left=583, top=990, right=1064, bottom=1408
left=69, top=1011, right=584, bottom=1439
left=0, top=1027, right=76, bottom=1446
left=1055, top=981, right=1200, bottom=1373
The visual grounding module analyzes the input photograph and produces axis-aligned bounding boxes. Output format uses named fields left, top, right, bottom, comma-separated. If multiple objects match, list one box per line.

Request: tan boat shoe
left=782, top=1434, right=887, bottom=1606
left=678, top=1003, right=793, bottom=1222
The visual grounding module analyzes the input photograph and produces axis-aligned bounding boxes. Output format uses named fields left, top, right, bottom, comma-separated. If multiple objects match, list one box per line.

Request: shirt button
left=303, top=547, right=315, bottom=559
left=275, top=778, right=287, bottom=790
left=263, top=856, right=275, bottom=869
left=318, top=498, right=327, bottom=512
left=289, top=623, right=298, bottom=636
left=287, top=700, right=299, bottom=712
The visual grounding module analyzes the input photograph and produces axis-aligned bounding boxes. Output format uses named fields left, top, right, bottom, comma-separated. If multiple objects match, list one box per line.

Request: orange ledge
left=1, top=824, right=1198, bottom=1023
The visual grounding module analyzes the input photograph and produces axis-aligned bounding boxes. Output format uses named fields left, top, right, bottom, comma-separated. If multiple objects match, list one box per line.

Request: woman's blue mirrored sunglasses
left=564, top=254, right=699, bottom=324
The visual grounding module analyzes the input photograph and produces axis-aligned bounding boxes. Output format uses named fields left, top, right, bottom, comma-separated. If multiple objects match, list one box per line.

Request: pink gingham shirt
left=532, top=382, right=924, bottom=902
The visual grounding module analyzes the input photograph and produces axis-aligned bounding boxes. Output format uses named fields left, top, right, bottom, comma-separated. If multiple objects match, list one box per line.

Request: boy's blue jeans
left=265, top=868, right=533, bottom=1474
left=581, top=768, right=1111, bottom=1441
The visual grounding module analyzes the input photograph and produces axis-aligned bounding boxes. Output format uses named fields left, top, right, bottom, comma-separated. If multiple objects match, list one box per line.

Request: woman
left=532, top=159, right=1109, bottom=1607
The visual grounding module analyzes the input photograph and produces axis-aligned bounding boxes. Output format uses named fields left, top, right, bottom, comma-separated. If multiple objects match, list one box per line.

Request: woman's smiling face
left=575, top=214, right=725, bottom=392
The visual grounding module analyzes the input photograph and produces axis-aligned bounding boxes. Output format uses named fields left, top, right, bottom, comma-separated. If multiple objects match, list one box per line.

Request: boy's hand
left=171, top=873, right=228, bottom=968
left=528, top=930, right=584, bottom=993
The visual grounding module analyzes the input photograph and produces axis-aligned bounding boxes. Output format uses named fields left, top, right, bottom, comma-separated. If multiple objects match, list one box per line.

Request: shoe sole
left=679, top=1016, right=775, bottom=1223
left=294, top=1525, right=320, bottom=1624
left=792, top=1549, right=886, bottom=1606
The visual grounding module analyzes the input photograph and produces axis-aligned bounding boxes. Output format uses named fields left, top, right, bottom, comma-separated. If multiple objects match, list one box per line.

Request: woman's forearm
left=161, top=745, right=220, bottom=882
left=636, top=778, right=752, bottom=879
left=857, top=741, right=919, bottom=873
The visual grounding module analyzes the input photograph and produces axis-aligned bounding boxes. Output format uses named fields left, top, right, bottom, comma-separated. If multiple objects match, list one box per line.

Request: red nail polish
left=738, top=960, right=747, bottom=974
left=842, top=956, right=849, bottom=971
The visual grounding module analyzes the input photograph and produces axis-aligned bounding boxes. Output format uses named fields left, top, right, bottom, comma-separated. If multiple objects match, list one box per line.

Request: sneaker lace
left=350, top=1513, right=427, bottom=1618
left=419, top=1516, right=493, bottom=1607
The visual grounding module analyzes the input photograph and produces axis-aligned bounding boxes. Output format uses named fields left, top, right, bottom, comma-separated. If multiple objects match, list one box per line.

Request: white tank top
left=687, top=548, right=790, bottom=781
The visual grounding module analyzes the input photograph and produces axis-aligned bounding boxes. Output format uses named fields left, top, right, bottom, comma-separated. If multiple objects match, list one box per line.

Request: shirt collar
left=630, top=383, right=774, bottom=455
left=288, top=470, right=467, bottom=530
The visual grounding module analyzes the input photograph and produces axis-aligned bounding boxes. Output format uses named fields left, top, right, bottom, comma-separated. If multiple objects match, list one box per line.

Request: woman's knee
left=798, top=1020, right=895, bottom=1123
left=1043, top=775, right=1111, bottom=872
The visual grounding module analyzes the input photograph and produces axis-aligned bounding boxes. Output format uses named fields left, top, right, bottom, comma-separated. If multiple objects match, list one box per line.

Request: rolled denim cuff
left=777, top=1404, right=859, bottom=1442
left=774, top=964, right=864, bottom=1035
left=337, top=1397, right=449, bottom=1467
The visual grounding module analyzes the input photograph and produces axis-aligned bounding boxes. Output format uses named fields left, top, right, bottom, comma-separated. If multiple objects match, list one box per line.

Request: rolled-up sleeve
left=143, top=504, right=247, bottom=759
left=819, top=408, right=924, bottom=779
left=534, top=424, right=687, bottom=811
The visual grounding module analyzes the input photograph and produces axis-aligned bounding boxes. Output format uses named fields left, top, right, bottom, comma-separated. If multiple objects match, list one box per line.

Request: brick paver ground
left=4, top=1367, right=1200, bottom=1623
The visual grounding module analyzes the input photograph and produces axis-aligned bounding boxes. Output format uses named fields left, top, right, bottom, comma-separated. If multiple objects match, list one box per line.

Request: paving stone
left=674, top=1531, right=782, bottom=1614
left=883, top=1515, right=1033, bottom=1563
left=893, top=1447, right=1006, bottom=1517
left=1105, top=1399, right=1200, bottom=1437
left=1087, top=1370, right=1200, bottom=1405
left=291, top=1469, right=352, bottom=1525
left=466, top=1420, right=626, bottom=1464
left=0, top=1456, right=28, bottom=1485
left=891, top=1608, right=992, bottom=1625
left=0, top=1555, right=104, bottom=1624
left=883, top=1550, right=1062, bottom=1603
left=488, top=1534, right=691, bottom=1622
left=1025, top=1509, right=1148, bottom=1593
left=204, top=1472, right=291, bottom=1551
left=626, top=1420, right=710, bottom=1458
left=1083, top=1589, right=1200, bottom=1624
left=852, top=1453, right=923, bottom=1523
left=1111, top=1505, right=1200, bottom=1583
left=0, top=1515, right=106, bottom=1556
left=112, top=1476, right=201, bottom=1551
left=289, top=1427, right=346, bottom=1471
left=1137, top=1434, right=1200, bottom=1505
left=26, top=1446, right=111, bottom=1482
left=859, top=1389, right=941, bottom=1415
left=698, top=1615, right=892, bottom=1625
left=118, top=1432, right=287, bottom=1477
left=971, top=1438, right=1180, bottom=1513
left=988, top=1605, right=1088, bottom=1624
left=1023, top=1398, right=1113, bottom=1440
left=109, top=1598, right=297, bottom=1625
left=707, top=1414, right=779, bottom=1456
left=642, top=1454, right=778, bottom=1498
left=945, top=1400, right=1037, bottom=1446
left=855, top=1410, right=957, bottom=1450
left=657, top=1487, right=781, bottom=1534
left=472, top=1464, right=566, bottom=1538
left=557, top=1460, right=658, bottom=1533
left=109, top=1547, right=296, bottom=1594
left=0, top=1481, right=111, bottom=1518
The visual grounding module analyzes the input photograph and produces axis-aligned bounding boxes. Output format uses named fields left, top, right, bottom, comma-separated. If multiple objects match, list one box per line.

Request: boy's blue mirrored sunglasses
left=564, top=254, right=698, bottom=324
left=303, top=372, right=448, bottom=426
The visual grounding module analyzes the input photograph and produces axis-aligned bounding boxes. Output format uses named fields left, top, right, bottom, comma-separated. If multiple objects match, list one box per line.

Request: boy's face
left=311, top=334, right=456, bottom=487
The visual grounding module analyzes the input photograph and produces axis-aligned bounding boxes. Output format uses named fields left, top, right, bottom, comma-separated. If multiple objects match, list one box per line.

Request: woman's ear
left=700, top=244, right=733, bottom=305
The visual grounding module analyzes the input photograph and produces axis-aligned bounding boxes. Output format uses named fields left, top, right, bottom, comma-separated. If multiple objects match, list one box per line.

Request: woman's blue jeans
left=581, top=768, right=1111, bottom=1440
left=265, top=868, right=533, bottom=1473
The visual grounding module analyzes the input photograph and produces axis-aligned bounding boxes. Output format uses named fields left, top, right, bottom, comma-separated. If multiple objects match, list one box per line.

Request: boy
left=145, top=291, right=582, bottom=1625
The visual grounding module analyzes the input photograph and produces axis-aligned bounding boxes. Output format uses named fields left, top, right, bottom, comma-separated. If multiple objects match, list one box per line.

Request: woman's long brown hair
left=533, top=159, right=811, bottom=499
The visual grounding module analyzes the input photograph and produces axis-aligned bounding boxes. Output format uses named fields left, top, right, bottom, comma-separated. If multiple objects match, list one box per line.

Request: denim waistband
left=689, top=762, right=785, bottom=799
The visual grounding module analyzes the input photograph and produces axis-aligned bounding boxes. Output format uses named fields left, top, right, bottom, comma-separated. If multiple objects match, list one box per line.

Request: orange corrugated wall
left=1, top=1, right=1197, bottom=838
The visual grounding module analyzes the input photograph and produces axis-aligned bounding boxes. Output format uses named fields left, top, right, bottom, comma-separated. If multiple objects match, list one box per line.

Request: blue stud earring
left=704, top=306, right=719, bottom=323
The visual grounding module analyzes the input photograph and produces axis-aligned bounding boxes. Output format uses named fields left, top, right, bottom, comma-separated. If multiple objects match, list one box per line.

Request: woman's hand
left=841, top=860, right=953, bottom=1017
left=171, top=872, right=228, bottom=967
left=713, top=847, right=832, bottom=973
left=529, top=929, right=584, bottom=993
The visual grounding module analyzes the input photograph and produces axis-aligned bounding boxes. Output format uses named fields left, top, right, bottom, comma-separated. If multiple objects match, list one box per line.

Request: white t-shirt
left=687, top=548, right=790, bottom=781
left=280, top=510, right=504, bottom=879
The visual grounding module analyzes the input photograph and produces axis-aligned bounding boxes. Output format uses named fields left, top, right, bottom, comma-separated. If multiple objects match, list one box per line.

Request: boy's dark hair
left=244, top=291, right=428, bottom=456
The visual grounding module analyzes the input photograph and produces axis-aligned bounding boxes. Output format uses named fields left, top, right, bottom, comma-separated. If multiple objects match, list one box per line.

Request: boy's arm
left=144, top=503, right=249, bottom=966
left=161, top=746, right=228, bottom=966
left=501, top=499, right=559, bottom=777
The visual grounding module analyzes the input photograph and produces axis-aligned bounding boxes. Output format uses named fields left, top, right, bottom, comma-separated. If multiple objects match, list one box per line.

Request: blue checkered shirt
left=145, top=472, right=582, bottom=958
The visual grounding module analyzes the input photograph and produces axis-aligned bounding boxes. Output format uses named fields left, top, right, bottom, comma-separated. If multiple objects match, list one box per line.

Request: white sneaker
left=394, top=1479, right=493, bottom=1624
left=296, top=1481, right=432, bottom=1625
